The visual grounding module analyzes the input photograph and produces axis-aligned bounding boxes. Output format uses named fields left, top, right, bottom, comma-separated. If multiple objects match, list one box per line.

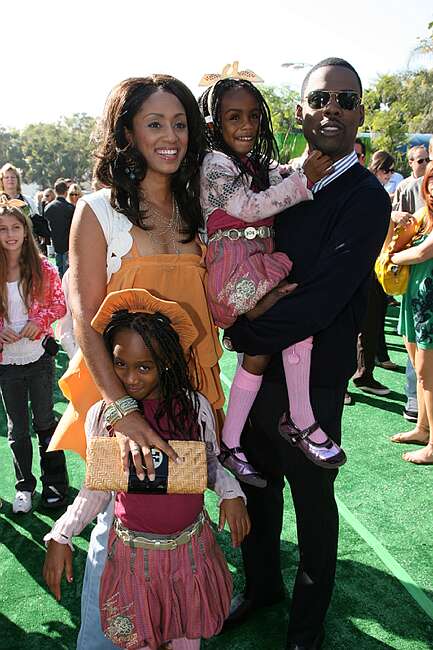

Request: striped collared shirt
left=312, top=150, right=359, bottom=193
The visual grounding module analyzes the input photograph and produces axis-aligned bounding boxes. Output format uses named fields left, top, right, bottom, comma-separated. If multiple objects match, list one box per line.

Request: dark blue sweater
left=226, top=164, right=391, bottom=387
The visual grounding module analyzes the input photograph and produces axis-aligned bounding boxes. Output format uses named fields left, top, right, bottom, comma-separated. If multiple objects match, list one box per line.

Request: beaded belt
left=113, top=510, right=206, bottom=550
left=208, top=225, right=274, bottom=243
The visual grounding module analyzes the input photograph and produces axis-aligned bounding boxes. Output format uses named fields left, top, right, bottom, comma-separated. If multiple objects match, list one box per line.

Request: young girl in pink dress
left=43, top=288, right=250, bottom=650
left=199, top=78, right=347, bottom=487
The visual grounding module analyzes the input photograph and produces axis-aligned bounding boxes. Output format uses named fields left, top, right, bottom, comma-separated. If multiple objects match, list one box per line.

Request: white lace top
left=1, top=281, right=44, bottom=365
left=80, top=188, right=133, bottom=283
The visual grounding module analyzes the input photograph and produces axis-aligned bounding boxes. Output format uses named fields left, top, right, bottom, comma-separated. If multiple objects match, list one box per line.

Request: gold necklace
left=140, top=195, right=182, bottom=254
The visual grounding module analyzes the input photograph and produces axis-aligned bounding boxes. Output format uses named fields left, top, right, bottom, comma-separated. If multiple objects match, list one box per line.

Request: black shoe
left=353, top=377, right=390, bottom=396
left=287, top=628, right=325, bottom=650
left=40, top=485, right=68, bottom=509
left=221, top=591, right=285, bottom=631
left=403, top=408, right=418, bottom=423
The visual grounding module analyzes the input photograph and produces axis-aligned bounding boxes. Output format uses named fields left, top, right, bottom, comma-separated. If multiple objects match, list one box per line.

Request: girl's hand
left=303, top=150, right=333, bottom=184
left=219, top=497, right=251, bottom=548
left=0, top=327, right=21, bottom=344
left=114, top=410, right=181, bottom=479
left=20, top=320, right=42, bottom=340
left=43, top=539, right=74, bottom=601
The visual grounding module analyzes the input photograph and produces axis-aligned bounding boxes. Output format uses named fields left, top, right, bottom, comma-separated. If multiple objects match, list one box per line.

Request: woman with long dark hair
left=391, top=161, right=433, bottom=464
left=48, top=75, right=225, bottom=648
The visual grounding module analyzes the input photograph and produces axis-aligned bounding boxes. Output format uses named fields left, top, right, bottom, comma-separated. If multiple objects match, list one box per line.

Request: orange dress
left=50, top=240, right=224, bottom=459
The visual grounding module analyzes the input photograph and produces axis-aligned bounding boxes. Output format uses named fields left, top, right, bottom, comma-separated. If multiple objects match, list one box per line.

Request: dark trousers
left=240, top=378, right=345, bottom=647
left=0, top=352, right=68, bottom=494
left=354, top=276, right=389, bottom=381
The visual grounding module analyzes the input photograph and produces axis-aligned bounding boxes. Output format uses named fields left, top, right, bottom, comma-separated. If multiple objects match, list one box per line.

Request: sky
left=2, top=0, right=432, bottom=128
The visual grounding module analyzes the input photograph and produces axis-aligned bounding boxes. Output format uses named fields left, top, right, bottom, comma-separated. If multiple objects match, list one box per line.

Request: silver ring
left=131, top=443, right=141, bottom=453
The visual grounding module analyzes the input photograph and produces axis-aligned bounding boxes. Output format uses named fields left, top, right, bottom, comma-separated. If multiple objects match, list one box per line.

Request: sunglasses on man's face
left=411, top=158, right=430, bottom=165
left=306, top=90, right=361, bottom=111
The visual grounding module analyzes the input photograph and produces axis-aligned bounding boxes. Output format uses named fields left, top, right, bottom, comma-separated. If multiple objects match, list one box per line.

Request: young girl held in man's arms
left=199, top=77, right=347, bottom=487
left=43, top=288, right=250, bottom=650
left=0, top=194, right=68, bottom=513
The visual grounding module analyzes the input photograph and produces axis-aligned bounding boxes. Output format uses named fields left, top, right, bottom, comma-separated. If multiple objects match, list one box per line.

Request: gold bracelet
left=103, top=396, right=139, bottom=427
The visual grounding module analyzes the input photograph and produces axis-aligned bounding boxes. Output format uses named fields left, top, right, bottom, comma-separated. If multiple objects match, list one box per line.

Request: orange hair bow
left=198, top=61, right=264, bottom=87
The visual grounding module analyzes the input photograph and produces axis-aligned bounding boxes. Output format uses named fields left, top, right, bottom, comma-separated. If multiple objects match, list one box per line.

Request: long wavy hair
left=103, top=310, right=199, bottom=439
left=199, top=78, right=279, bottom=191
left=420, top=161, right=433, bottom=236
left=0, top=204, right=43, bottom=320
left=93, top=75, right=207, bottom=240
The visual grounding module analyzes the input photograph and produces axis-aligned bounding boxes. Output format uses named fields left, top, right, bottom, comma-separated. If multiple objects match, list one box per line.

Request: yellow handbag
left=375, top=212, right=424, bottom=295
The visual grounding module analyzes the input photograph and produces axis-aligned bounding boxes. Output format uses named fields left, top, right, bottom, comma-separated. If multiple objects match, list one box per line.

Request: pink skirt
left=99, top=519, right=232, bottom=650
left=206, top=236, right=293, bottom=329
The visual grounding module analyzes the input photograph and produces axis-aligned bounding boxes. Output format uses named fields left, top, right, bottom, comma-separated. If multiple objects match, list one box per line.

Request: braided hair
left=103, top=310, right=199, bottom=440
left=199, top=78, right=279, bottom=191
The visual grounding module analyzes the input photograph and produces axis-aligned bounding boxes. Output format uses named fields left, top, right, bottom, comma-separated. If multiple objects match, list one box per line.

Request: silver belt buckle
left=227, top=229, right=241, bottom=241
left=244, top=226, right=257, bottom=240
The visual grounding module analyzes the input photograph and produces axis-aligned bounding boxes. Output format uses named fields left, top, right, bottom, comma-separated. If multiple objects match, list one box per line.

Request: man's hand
left=43, top=540, right=73, bottom=601
left=0, top=327, right=21, bottom=344
left=303, top=150, right=333, bottom=184
left=219, top=497, right=251, bottom=547
left=113, top=410, right=181, bottom=479
left=20, top=320, right=42, bottom=340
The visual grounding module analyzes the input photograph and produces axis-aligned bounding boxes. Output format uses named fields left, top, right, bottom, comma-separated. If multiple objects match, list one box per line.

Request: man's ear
left=358, top=104, right=365, bottom=128
left=295, top=104, right=303, bottom=125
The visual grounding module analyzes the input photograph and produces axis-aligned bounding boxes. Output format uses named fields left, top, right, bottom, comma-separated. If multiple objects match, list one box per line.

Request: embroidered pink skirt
left=99, top=520, right=232, bottom=650
left=206, top=236, right=293, bottom=329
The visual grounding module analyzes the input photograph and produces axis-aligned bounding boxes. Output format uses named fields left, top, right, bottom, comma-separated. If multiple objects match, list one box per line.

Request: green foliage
left=261, top=85, right=303, bottom=162
left=363, top=69, right=433, bottom=174
left=0, top=113, right=97, bottom=187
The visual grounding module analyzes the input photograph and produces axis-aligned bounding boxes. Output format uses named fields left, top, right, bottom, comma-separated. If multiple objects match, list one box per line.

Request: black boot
left=35, top=423, right=69, bottom=509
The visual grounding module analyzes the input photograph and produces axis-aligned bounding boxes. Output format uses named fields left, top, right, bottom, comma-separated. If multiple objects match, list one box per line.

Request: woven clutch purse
left=85, top=437, right=207, bottom=494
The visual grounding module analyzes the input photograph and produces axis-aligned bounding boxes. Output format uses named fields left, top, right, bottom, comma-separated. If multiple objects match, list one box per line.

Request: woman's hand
left=20, top=320, right=42, bottom=340
left=303, top=150, right=333, bottom=184
left=0, top=327, right=21, bottom=344
left=219, top=497, right=251, bottom=547
left=43, top=540, right=74, bottom=601
left=114, top=410, right=181, bottom=479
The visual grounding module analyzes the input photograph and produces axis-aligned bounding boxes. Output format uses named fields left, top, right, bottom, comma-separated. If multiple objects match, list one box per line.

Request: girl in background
left=199, top=77, right=346, bottom=487
left=0, top=195, right=68, bottom=513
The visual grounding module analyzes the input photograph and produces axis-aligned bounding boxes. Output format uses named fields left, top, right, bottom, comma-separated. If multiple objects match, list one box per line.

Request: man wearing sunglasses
left=223, top=58, right=391, bottom=649
left=393, top=145, right=430, bottom=215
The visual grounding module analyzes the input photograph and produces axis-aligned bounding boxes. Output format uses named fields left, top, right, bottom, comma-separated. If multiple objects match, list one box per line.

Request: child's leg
left=281, top=337, right=346, bottom=467
left=282, top=338, right=328, bottom=444
left=219, top=354, right=268, bottom=486
left=222, top=354, right=269, bottom=460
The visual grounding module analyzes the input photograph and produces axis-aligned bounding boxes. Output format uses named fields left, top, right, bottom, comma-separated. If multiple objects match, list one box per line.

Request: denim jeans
left=0, top=352, right=67, bottom=493
left=77, top=498, right=120, bottom=650
left=55, top=251, right=69, bottom=278
left=405, top=357, right=418, bottom=412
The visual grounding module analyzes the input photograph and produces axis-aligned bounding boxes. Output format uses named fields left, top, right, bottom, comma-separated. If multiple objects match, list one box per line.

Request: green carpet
left=1, top=308, right=433, bottom=649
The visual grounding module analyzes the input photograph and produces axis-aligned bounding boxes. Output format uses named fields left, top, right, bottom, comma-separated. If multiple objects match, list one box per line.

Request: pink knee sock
left=282, top=337, right=328, bottom=444
left=222, top=366, right=263, bottom=461
left=172, top=638, right=201, bottom=649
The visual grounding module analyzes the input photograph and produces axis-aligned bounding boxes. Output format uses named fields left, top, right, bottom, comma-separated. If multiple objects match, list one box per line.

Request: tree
left=21, top=113, right=96, bottom=186
left=261, top=85, right=305, bottom=162
left=409, top=21, right=433, bottom=68
left=363, top=69, right=433, bottom=173
left=0, top=113, right=97, bottom=187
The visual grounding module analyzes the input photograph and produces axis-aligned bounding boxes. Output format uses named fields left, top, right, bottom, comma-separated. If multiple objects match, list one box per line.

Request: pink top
left=44, top=393, right=245, bottom=548
left=0, top=258, right=66, bottom=361
left=200, top=150, right=312, bottom=237
left=114, top=399, right=204, bottom=533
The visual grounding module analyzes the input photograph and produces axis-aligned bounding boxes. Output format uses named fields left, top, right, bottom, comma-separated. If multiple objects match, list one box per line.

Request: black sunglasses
left=306, top=90, right=361, bottom=111
left=412, top=158, right=430, bottom=165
